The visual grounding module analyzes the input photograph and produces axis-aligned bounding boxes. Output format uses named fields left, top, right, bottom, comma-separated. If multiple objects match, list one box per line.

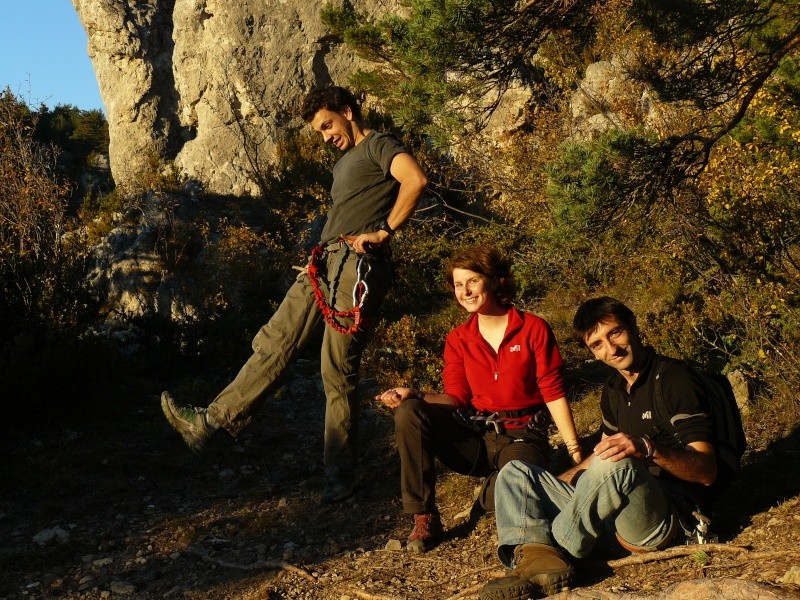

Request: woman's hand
left=375, top=387, right=418, bottom=409
left=565, top=440, right=583, bottom=465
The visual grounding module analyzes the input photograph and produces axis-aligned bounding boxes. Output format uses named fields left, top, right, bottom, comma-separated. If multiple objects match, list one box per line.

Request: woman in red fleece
left=376, top=245, right=582, bottom=552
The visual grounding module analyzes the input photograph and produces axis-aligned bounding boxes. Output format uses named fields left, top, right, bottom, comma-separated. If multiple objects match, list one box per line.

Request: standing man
left=161, top=85, right=428, bottom=504
left=480, top=297, right=719, bottom=599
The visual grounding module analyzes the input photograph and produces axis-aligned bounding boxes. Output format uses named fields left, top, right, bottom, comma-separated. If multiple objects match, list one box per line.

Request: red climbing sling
left=306, top=243, right=370, bottom=335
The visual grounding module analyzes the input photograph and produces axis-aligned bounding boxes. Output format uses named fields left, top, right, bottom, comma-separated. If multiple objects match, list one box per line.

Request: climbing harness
left=306, top=242, right=370, bottom=335
left=459, top=407, right=551, bottom=434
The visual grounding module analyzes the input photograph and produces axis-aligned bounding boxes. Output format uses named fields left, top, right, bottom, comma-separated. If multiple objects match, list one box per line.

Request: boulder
left=556, top=577, right=798, bottom=599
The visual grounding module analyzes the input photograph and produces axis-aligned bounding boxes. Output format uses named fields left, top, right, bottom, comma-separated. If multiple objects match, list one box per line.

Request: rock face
left=71, top=0, right=646, bottom=196
left=569, top=58, right=674, bottom=141
left=86, top=202, right=193, bottom=329
left=71, top=0, right=396, bottom=196
left=71, top=0, right=656, bottom=326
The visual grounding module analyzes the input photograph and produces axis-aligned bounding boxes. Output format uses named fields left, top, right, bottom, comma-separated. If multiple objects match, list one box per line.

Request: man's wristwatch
left=379, top=219, right=396, bottom=237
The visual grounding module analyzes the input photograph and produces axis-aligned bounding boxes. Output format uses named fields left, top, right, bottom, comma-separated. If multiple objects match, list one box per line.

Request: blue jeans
left=494, top=457, right=675, bottom=566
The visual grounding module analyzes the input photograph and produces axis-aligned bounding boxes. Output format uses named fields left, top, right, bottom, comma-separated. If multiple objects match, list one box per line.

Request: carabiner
left=353, top=256, right=371, bottom=308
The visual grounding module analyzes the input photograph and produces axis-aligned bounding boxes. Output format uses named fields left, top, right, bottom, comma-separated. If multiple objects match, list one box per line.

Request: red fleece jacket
left=442, top=307, right=566, bottom=412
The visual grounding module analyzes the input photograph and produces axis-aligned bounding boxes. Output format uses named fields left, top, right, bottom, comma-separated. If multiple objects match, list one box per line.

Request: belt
left=471, top=406, right=550, bottom=433
left=325, top=237, right=356, bottom=252
left=492, top=406, right=541, bottom=419
left=323, top=235, right=391, bottom=256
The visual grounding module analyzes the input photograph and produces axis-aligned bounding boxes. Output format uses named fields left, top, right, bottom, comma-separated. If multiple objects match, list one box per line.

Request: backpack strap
left=651, top=356, right=684, bottom=445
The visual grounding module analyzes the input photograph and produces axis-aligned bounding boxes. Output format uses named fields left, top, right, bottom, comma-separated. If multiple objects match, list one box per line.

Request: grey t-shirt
left=320, top=131, right=407, bottom=245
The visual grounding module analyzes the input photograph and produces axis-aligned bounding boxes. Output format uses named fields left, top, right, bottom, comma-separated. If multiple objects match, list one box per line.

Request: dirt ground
left=2, top=358, right=799, bottom=600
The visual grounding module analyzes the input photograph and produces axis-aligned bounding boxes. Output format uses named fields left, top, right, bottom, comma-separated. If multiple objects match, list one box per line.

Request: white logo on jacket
left=509, top=345, right=521, bottom=352
left=642, top=410, right=652, bottom=420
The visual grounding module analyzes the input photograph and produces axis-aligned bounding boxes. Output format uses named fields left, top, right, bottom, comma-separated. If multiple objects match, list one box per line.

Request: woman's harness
left=306, top=241, right=371, bottom=335
left=456, top=405, right=552, bottom=435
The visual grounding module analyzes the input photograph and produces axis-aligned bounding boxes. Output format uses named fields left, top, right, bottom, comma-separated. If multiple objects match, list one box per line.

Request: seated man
left=480, top=297, right=719, bottom=599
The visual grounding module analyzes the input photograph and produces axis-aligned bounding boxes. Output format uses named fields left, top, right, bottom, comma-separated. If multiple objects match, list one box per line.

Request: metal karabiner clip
left=353, top=255, right=371, bottom=308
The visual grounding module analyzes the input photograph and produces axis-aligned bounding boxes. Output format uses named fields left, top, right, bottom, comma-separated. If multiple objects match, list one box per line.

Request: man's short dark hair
left=445, top=245, right=517, bottom=308
left=300, top=85, right=363, bottom=122
left=572, top=296, right=638, bottom=345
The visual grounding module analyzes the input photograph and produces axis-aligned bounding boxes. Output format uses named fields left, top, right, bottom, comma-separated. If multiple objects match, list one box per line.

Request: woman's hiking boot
left=479, top=543, right=572, bottom=599
left=161, top=391, right=217, bottom=453
left=406, top=511, right=443, bottom=553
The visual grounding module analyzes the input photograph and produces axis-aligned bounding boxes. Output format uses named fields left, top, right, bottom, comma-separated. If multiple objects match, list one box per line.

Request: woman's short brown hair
left=445, top=245, right=516, bottom=308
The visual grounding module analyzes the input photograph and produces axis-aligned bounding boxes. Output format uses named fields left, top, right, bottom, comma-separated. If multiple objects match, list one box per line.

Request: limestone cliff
left=72, top=1, right=639, bottom=197
left=71, top=0, right=395, bottom=196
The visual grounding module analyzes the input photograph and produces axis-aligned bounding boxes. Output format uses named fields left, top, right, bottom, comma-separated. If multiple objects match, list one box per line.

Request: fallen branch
left=606, top=543, right=749, bottom=568
left=184, top=545, right=316, bottom=582
left=443, top=569, right=505, bottom=600
left=346, top=589, right=402, bottom=600
left=701, top=549, right=800, bottom=569
left=451, top=565, right=506, bottom=577
left=444, top=581, right=486, bottom=600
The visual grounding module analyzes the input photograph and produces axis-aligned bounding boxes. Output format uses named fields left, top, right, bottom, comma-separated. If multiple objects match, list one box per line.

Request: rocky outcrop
left=569, top=58, right=672, bottom=141
left=72, top=0, right=654, bottom=195
left=71, top=0, right=397, bottom=196
left=85, top=197, right=196, bottom=337
left=72, top=0, right=182, bottom=188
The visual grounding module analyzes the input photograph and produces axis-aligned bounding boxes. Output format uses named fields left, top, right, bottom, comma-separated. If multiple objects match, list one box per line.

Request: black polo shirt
left=600, top=347, right=714, bottom=491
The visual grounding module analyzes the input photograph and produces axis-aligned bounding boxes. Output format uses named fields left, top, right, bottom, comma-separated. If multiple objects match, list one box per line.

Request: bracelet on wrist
left=641, top=435, right=654, bottom=460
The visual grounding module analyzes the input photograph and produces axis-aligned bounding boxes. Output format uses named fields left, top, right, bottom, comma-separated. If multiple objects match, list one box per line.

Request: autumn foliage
left=2, top=2, right=799, bottom=443
left=323, top=0, right=800, bottom=441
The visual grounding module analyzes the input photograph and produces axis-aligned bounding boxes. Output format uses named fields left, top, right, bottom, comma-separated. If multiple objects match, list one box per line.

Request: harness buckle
left=486, top=414, right=502, bottom=434
left=691, top=510, right=718, bottom=544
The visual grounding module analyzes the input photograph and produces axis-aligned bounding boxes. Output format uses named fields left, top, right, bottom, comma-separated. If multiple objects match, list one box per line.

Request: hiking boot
left=478, top=576, right=536, bottom=600
left=507, top=543, right=573, bottom=596
left=160, top=391, right=216, bottom=453
left=406, top=511, right=443, bottom=553
left=321, top=471, right=358, bottom=505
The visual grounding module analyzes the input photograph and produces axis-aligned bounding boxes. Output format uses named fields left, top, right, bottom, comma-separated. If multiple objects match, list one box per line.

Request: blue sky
left=0, top=1, right=104, bottom=112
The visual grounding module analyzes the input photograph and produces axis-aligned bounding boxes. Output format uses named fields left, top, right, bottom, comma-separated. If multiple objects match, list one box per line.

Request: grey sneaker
left=320, top=471, right=358, bottom=505
left=160, top=391, right=215, bottom=453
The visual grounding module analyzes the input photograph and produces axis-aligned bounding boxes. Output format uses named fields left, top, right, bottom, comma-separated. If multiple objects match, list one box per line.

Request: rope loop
left=307, top=244, right=369, bottom=335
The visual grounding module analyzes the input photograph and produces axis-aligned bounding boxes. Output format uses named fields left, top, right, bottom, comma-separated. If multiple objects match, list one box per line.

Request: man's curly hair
left=300, top=85, right=363, bottom=122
